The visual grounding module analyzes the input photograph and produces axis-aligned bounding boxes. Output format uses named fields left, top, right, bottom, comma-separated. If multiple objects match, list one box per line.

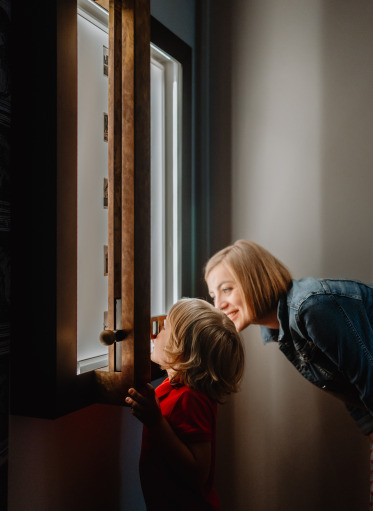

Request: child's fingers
left=125, top=396, right=134, bottom=407
left=127, top=387, right=148, bottom=405
left=129, top=384, right=155, bottom=400
left=125, top=396, right=144, bottom=419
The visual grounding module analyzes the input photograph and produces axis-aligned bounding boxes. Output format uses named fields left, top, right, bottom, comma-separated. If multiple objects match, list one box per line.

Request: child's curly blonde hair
left=163, top=298, right=245, bottom=402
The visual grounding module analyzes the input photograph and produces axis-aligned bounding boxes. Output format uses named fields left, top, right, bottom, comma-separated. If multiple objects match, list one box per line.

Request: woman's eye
left=223, top=288, right=232, bottom=293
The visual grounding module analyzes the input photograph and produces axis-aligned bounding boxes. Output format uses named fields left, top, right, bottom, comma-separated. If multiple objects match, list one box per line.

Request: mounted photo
left=103, top=45, right=108, bottom=76
left=104, top=112, right=108, bottom=142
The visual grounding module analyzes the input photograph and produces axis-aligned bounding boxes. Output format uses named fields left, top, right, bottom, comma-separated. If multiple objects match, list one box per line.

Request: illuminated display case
left=11, top=0, right=192, bottom=418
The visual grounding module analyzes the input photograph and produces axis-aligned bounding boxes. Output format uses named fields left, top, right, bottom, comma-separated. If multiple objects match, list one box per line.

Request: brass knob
left=99, top=329, right=129, bottom=346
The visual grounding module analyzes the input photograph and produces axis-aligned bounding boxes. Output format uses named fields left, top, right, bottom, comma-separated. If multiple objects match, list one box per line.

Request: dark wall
left=0, top=0, right=10, bottom=508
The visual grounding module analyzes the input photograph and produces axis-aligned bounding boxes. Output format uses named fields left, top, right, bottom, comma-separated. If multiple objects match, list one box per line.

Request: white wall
left=210, top=1, right=373, bottom=509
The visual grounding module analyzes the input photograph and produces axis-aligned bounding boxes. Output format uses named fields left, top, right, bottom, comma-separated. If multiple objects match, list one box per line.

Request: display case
left=11, top=0, right=192, bottom=418
left=11, top=0, right=151, bottom=417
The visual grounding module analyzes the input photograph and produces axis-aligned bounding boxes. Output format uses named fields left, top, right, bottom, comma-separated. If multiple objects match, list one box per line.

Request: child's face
left=151, top=318, right=171, bottom=367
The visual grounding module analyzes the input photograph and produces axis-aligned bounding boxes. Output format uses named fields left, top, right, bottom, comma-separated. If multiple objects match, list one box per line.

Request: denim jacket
left=261, top=278, right=373, bottom=435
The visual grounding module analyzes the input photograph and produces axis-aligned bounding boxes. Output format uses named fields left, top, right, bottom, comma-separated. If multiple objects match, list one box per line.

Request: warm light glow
left=172, top=78, right=179, bottom=304
left=91, top=0, right=109, bottom=13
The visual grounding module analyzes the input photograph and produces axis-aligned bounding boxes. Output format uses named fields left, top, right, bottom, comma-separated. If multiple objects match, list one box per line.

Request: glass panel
left=75, top=3, right=181, bottom=373
left=77, top=2, right=109, bottom=373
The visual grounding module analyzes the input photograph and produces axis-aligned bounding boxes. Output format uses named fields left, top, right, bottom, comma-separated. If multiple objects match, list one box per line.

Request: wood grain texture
left=96, top=0, right=150, bottom=400
left=95, top=0, right=109, bottom=11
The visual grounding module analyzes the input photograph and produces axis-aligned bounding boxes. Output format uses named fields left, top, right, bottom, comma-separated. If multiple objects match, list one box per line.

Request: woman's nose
left=215, top=295, right=227, bottom=310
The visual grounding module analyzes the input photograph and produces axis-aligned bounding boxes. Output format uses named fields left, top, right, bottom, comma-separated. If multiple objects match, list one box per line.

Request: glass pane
left=77, top=3, right=109, bottom=373
left=75, top=5, right=182, bottom=373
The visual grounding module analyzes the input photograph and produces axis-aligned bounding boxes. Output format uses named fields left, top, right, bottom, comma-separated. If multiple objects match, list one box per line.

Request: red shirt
left=139, top=378, right=219, bottom=510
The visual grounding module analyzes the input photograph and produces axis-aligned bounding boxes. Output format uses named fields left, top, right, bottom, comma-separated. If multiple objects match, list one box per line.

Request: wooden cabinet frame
left=11, top=0, right=151, bottom=417
left=95, top=0, right=151, bottom=404
left=11, top=0, right=193, bottom=418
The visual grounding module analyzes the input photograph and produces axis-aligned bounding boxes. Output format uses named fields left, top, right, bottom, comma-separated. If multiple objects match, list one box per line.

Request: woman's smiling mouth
left=227, top=310, right=238, bottom=321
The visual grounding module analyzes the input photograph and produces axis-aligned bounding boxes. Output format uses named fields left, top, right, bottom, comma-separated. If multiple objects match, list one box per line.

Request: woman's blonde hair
left=164, top=298, right=244, bottom=402
left=204, top=240, right=292, bottom=321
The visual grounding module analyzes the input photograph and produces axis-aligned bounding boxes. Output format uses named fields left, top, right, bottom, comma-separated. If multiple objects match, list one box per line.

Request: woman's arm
left=126, top=384, right=211, bottom=488
left=298, top=294, right=373, bottom=415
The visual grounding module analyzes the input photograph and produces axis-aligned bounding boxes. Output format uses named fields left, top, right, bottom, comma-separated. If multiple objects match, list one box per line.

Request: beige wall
left=210, top=1, right=373, bottom=509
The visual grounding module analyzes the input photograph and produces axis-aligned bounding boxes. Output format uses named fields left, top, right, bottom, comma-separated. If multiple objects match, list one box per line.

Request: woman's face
left=206, top=263, right=251, bottom=332
left=151, top=318, right=171, bottom=367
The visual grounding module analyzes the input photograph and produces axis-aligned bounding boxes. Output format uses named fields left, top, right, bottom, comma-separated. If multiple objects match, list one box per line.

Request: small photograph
left=103, top=45, right=108, bottom=76
left=104, top=245, right=108, bottom=276
left=104, top=112, right=108, bottom=142
left=103, top=178, right=108, bottom=209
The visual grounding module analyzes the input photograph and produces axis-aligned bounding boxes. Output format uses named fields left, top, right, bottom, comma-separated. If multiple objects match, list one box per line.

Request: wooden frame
left=149, top=18, right=193, bottom=381
left=11, top=0, right=151, bottom=417
left=95, top=0, right=151, bottom=404
left=150, top=17, right=193, bottom=299
left=10, top=1, right=193, bottom=419
left=11, top=0, right=83, bottom=418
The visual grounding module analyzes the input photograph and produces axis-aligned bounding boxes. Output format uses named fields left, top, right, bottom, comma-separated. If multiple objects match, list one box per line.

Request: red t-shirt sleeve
left=170, top=390, right=216, bottom=443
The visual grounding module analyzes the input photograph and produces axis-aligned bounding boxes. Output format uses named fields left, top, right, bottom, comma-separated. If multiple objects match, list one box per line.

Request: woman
left=205, top=239, right=373, bottom=440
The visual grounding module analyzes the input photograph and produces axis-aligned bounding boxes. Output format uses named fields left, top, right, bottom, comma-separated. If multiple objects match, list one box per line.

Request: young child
left=126, top=298, right=245, bottom=511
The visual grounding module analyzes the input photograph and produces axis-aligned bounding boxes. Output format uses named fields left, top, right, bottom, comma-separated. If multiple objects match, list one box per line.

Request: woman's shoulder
left=287, top=278, right=325, bottom=308
left=288, top=277, right=373, bottom=310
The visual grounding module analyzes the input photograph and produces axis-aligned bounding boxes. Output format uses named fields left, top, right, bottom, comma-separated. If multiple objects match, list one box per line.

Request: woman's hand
left=125, top=383, right=162, bottom=428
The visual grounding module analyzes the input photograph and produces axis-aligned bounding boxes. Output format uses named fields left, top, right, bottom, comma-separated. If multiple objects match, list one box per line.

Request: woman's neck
left=256, top=309, right=280, bottom=330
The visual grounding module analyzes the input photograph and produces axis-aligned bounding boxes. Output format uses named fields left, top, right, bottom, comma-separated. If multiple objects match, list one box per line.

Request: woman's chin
left=233, top=320, right=242, bottom=332
left=234, top=319, right=250, bottom=332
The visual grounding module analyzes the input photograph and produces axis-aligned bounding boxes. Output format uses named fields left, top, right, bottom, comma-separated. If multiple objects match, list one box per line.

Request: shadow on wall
left=8, top=404, right=146, bottom=511
left=216, top=329, right=369, bottom=511
left=320, top=1, right=373, bottom=281
left=316, top=2, right=373, bottom=505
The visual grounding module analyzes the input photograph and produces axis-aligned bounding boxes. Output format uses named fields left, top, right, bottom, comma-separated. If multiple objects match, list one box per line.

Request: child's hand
left=125, top=383, right=162, bottom=428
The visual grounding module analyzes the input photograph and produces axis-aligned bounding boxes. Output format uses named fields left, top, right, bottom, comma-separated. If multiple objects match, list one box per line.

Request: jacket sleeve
left=298, top=293, right=373, bottom=434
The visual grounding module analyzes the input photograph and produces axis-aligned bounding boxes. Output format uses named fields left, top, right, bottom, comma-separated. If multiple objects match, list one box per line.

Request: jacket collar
left=261, top=294, right=288, bottom=344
